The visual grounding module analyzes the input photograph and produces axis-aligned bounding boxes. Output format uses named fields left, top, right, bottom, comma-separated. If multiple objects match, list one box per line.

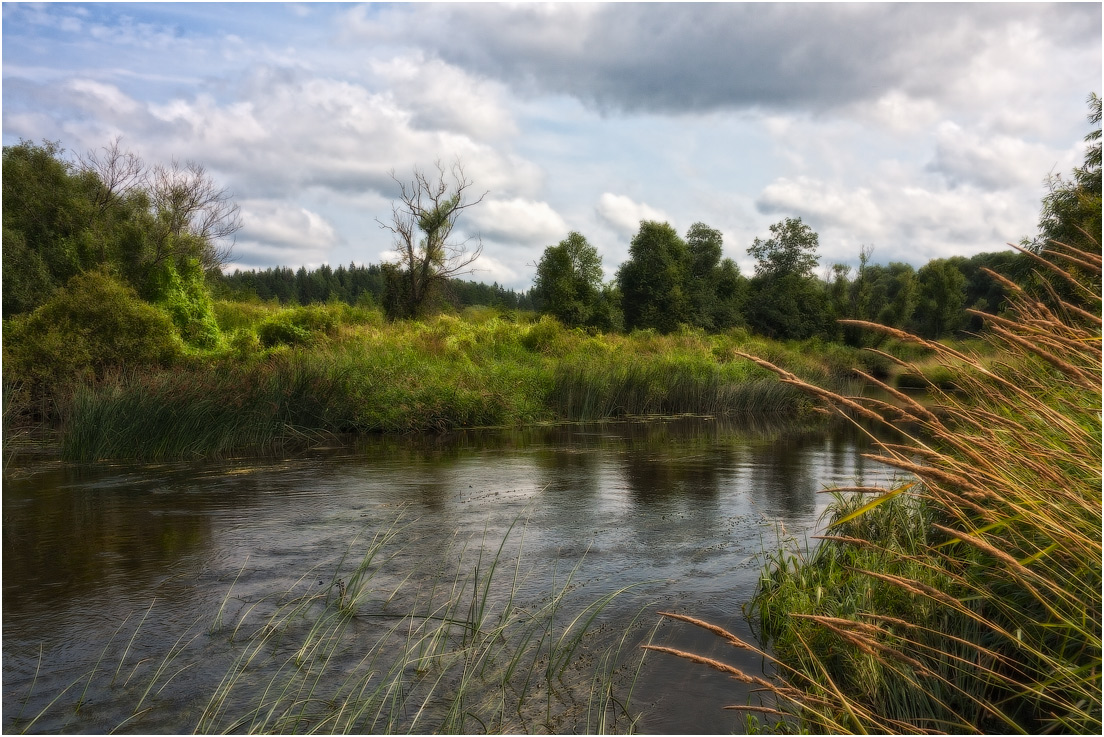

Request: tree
left=377, top=160, right=486, bottom=319
left=747, top=217, right=820, bottom=278
left=616, top=221, right=692, bottom=333
left=685, top=222, right=724, bottom=330
left=532, top=231, right=604, bottom=328
left=914, top=259, right=967, bottom=338
left=144, top=158, right=242, bottom=274
left=745, top=218, right=826, bottom=339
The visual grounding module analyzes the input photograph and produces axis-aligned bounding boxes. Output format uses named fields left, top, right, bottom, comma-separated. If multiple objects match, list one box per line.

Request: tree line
left=529, top=218, right=1032, bottom=342
left=4, top=92, right=1098, bottom=347
left=215, top=263, right=532, bottom=312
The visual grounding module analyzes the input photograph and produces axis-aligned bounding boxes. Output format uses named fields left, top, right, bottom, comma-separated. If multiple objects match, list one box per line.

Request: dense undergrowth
left=4, top=289, right=903, bottom=462
left=648, top=240, right=1102, bottom=733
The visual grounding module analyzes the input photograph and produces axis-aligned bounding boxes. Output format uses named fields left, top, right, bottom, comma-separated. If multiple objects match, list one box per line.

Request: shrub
left=3, top=270, right=181, bottom=390
left=146, top=258, right=222, bottom=348
left=256, top=305, right=340, bottom=348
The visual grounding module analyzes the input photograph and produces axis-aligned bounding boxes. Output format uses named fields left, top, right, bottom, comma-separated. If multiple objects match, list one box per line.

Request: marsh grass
left=648, top=240, right=1102, bottom=734
left=14, top=514, right=652, bottom=735
left=54, top=313, right=873, bottom=461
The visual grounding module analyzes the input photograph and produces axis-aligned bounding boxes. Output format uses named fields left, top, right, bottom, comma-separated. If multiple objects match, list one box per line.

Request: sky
left=2, top=2, right=1101, bottom=290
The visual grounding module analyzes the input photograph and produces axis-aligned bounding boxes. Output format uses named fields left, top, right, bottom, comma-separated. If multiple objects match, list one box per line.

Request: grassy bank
left=4, top=301, right=888, bottom=462
left=648, top=241, right=1102, bottom=733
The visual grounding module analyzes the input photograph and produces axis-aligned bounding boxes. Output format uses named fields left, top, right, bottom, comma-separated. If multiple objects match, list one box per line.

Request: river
left=3, top=417, right=899, bottom=734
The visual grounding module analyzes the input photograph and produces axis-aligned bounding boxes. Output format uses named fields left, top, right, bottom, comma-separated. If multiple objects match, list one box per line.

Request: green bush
left=3, top=270, right=181, bottom=390
left=146, top=258, right=222, bottom=348
left=256, top=305, right=341, bottom=348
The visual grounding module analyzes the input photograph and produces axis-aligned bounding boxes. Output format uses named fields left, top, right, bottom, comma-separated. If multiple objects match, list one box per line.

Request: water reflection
left=3, top=417, right=896, bottom=734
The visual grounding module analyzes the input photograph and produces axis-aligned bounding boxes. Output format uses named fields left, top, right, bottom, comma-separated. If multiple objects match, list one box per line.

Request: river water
left=3, top=418, right=899, bottom=734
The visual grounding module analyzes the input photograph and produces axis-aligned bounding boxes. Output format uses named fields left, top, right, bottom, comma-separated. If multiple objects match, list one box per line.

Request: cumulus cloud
left=755, top=173, right=1038, bottom=267
left=231, top=199, right=339, bottom=269
left=595, top=193, right=671, bottom=235
left=469, top=198, right=569, bottom=246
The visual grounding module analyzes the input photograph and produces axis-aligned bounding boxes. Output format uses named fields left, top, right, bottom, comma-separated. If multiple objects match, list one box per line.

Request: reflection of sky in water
left=3, top=419, right=901, bottom=734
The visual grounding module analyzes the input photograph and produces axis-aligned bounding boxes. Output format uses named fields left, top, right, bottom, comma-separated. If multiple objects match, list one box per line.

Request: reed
left=648, top=240, right=1102, bottom=734
left=15, top=514, right=651, bottom=734
left=53, top=313, right=873, bottom=461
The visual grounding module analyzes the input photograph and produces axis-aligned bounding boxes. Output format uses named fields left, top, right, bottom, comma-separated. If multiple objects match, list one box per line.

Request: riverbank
left=5, top=303, right=912, bottom=463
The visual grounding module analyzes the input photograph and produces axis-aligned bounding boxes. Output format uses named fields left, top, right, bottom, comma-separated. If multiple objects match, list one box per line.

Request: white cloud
left=239, top=199, right=338, bottom=249
left=595, top=193, right=671, bottom=235
left=371, top=53, right=517, bottom=141
left=469, top=198, right=568, bottom=246
left=927, top=121, right=1076, bottom=191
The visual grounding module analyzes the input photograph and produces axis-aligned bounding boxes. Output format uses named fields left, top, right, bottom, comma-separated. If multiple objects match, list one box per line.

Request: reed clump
left=51, top=312, right=874, bottom=461
left=648, top=239, right=1102, bottom=734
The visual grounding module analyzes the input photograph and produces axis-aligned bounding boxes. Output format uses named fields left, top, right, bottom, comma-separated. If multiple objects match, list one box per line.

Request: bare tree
left=147, top=159, right=242, bottom=271
left=376, top=159, right=486, bottom=318
left=78, top=136, right=146, bottom=215
left=77, top=140, right=242, bottom=273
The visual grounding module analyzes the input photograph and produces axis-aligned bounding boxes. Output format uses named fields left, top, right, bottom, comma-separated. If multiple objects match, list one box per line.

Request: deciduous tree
left=616, top=221, right=692, bottom=333
left=532, top=231, right=605, bottom=328
left=377, top=160, right=485, bottom=319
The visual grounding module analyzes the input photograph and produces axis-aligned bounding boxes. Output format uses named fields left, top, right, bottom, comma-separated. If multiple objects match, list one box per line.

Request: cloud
left=370, top=53, right=517, bottom=140
left=469, top=198, right=569, bottom=246
left=230, top=199, right=339, bottom=269
left=595, top=193, right=671, bottom=235
left=927, top=122, right=1076, bottom=191
left=755, top=173, right=1038, bottom=267
left=343, top=3, right=1100, bottom=116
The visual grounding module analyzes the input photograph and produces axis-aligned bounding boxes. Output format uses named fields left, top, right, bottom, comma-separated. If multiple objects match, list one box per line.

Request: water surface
left=3, top=418, right=899, bottom=733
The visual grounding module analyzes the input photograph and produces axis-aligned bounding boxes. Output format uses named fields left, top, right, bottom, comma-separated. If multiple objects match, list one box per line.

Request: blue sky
left=3, top=2, right=1101, bottom=289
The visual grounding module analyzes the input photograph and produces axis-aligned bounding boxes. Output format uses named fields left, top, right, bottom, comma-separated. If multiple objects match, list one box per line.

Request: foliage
left=532, top=231, right=605, bottom=328
left=746, top=272, right=829, bottom=341
left=146, top=257, right=222, bottom=348
left=1033, top=92, right=1101, bottom=258
left=617, top=220, right=693, bottom=333
left=913, top=258, right=967, bottom=338
left=747, top=217, right=820, bottom=279
left=3, top=270, right=181, bottom=392
left=1, top=138, right=240, bottom=320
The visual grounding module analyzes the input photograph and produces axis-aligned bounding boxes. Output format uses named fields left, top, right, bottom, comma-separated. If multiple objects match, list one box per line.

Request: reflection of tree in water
left=2, top=466, right=226, bottom=615
left=743, top=431, right=823, bottom=517
left=621, top=450, right=724, bottom=505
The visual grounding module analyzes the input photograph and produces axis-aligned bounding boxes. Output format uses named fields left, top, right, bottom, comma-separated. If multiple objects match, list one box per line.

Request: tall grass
left=648, top=240, right=1102, bottom=733
left=13, top=515, right=652, bottom=734
left=55, top=315, right=873, bottom=461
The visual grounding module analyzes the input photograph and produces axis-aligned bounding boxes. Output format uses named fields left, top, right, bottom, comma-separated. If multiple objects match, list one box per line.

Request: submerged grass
left=54, top=315, right=872, bottom=462
left=648, top=241, right=1102, bottom=734
left=12, top=513, right=652, bottom=735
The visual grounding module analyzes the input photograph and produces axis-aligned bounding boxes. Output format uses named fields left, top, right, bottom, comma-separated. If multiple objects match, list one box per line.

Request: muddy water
left=2, top=418, right=899, bottom=734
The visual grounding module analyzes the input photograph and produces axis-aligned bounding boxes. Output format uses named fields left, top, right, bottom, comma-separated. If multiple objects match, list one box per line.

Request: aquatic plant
left=649, top=239, right=1102, bottom=733
left=11, top=515, right=651, bottom=734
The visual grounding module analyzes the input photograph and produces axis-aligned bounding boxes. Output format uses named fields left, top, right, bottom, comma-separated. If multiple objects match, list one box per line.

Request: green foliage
left=1033, top=92, right=1101, bottom=257
left=532, top=231, right=605, bottom=328
left=256, top=304, right=341, bottom=348
left=746, top=272, right=829, bottom=340
left=913, top=258, right=967, bottom=338
left=617, top=220, right=693, bottom=333
left=747, top=217, right=820, bottom=279
left=3, top=270, right=181, bottom=391
left=146, top=257, right=221, bottom=348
